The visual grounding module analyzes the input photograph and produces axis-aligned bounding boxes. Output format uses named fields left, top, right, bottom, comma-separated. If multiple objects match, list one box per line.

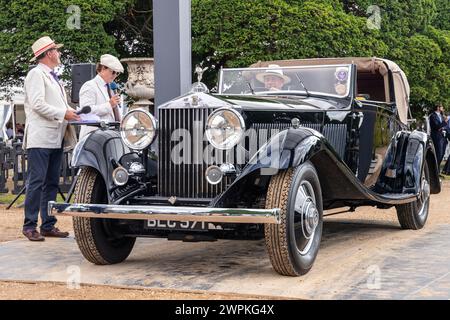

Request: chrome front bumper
left=48, top=201, right=281, bottom=224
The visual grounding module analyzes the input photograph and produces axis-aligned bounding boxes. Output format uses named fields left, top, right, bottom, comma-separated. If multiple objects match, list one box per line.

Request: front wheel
left=264, top=162, right=323, bottom=276
left=396, top=163, right=431, bottom=230
left=72, top=167, right=136, bottom=265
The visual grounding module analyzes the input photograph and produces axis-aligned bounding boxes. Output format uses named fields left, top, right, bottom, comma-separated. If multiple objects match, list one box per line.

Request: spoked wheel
left=396, top=163, right=431, bottom=230
left=265, top=161, right=323, bottom=276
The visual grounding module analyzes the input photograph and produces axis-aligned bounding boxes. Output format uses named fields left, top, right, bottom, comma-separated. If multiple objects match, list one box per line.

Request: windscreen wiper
left=246, top=81, right=255, bottom=94
left=295, top=73, right=310, bottom=97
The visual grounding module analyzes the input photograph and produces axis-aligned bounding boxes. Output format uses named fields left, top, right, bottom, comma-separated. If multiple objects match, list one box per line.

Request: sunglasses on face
left=46, top=48, right=60, bottom=56
left=106, top=67, right=120, bottom=76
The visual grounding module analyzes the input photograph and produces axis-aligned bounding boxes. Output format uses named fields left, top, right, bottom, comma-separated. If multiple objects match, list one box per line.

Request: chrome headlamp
left=120, top=109, right=157, bottom=150
left=205, top=108, right=245, bottom=150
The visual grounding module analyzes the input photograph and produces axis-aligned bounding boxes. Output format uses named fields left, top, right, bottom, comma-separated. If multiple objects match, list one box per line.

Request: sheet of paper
left=79, top=113, right=101, bottom=122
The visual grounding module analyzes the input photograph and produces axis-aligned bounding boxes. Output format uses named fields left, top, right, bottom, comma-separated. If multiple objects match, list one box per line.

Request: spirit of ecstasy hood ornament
left=191, top=65, right=210, bottom=94
left=195, top=65, right=208, bottom=83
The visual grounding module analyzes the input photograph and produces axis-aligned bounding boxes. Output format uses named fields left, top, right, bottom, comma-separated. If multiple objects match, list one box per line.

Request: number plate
left=145, top=220, right=222, bottom=231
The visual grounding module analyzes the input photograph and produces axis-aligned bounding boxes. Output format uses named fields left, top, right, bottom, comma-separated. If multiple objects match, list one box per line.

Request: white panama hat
left=255, top=64, right=291, bottom=85
left=100, top=54, right=124, bottom=73
left=30, top=36, right=63, bottom=62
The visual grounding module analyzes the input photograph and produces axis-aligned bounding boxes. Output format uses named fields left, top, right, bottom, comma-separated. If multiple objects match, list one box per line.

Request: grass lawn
left=0, top=193, right=66, bottom=206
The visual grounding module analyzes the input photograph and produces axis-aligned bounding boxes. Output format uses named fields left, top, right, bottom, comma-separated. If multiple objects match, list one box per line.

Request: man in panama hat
left=255, top=64, right=291, bottom=91
left=22, top=36, right=79, bottom=241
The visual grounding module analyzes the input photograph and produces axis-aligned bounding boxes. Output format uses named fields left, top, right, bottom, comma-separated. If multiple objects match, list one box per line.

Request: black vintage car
left=50, top=57, right=441, bottom=276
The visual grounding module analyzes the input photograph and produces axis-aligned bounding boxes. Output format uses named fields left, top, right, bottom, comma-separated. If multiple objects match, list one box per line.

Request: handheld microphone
left=76, top=106, right=91, bottom=115
left=109, top=82, right=122, bottom=122
left=110, top=82, right=119, bottom=93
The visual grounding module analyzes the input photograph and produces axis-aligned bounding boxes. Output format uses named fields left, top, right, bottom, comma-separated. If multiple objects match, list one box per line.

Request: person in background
left=22, top=36, right=79, bottom=241
left=429, top=104, right=448, bottom=167
left=442, top=109, right=450, bottom=175
left=16, top=123, right=24, bottom=137
left=6, top=123, right=13, bottom=139
left=78, top=54, right=124, bottom=138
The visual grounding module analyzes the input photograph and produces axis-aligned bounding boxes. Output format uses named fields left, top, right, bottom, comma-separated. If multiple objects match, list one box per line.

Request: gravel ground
left=0, top=280, right=278, bottom=300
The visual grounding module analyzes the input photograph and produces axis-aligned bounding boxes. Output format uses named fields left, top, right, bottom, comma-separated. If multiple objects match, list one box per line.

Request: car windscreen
left=219, top=65, right=352, bottom=98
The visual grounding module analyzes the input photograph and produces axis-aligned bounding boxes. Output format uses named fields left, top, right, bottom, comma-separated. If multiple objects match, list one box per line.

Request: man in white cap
left=22, top=36, right=79, bottom=241
left=255, top=64, right=291, bottom=91
left=78, top=54, right=124, bottom=138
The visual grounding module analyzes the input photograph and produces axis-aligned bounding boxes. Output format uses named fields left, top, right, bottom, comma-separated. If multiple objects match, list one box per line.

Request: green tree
left=0, top=0, right=132, bottom=91
left=432, top=0, right=450, bottom=30
left=0, top=0, right=447, bottom=114
left=192, top=0, right=387, bottom=84
left=106, top=0, right=152, bottom=58
left=341, top=0, right=449, bottom=114
left=342, top=0, right=437, bottom=36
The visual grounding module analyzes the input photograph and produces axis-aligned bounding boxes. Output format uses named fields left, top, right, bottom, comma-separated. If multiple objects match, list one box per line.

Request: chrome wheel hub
left=421, top=178, right=430, bottom=202
left=294, top=181, right=320, bottom=255
left=418, top=175, right=430, bottom=217
left=301, top=197, right=319, bottom=239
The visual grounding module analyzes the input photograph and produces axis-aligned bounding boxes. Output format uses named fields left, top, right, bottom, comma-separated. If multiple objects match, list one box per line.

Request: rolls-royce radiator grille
left=157, top=108, right=347, bottom=199
left=158, top=107, right=228, bottom=199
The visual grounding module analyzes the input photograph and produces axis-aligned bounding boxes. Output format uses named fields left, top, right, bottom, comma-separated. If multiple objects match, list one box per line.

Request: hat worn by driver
left=256, top=64, right=291, bottom=85
left=100, top=54, right=124, bottom=73
left=30, top=36, right=63, bottom=62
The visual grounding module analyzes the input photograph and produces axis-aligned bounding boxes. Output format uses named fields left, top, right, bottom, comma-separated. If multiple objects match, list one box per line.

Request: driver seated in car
left=256, top=64, right=291, bottom=91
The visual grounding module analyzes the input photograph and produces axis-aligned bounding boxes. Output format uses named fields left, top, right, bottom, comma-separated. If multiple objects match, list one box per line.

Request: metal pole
left=153, top=0, right=192, bottom=108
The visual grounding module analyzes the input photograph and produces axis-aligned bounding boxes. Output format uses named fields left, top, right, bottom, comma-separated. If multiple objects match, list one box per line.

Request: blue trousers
left=23, top=147, right=63, bottom=232
left=431, top=135, right=447, bottom=165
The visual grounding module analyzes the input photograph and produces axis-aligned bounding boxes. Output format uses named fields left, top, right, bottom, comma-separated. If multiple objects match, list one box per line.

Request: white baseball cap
left=30, top=36, right=63, bottom=62
left=100, top=54, right=124, bottom=73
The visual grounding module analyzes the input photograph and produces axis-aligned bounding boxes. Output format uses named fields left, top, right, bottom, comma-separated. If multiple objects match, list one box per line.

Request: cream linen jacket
left=23, top=64, right=77, bottom=150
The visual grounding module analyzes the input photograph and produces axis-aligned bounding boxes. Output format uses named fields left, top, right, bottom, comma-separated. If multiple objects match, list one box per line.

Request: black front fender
left=71, top=129, right=130, bottom=201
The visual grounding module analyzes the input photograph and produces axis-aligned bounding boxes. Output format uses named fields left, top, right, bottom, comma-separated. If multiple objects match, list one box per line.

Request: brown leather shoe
left=22, top=229, right=45, bottom=241
left=40, top=227, right=69, bottom=238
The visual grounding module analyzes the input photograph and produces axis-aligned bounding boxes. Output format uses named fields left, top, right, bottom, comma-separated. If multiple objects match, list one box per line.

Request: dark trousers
left=23, top=147, right=63, bottom=231
left=432, top=135, right=447, bottom=166
left=443, top=157, right=450, bottom=174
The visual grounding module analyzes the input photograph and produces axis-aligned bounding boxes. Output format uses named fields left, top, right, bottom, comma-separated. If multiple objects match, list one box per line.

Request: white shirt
left=6, top=128, right=13, bottom=139
left=78, top=74, right=116, bottom=138
left=38, top=63, right=55, bottom=77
